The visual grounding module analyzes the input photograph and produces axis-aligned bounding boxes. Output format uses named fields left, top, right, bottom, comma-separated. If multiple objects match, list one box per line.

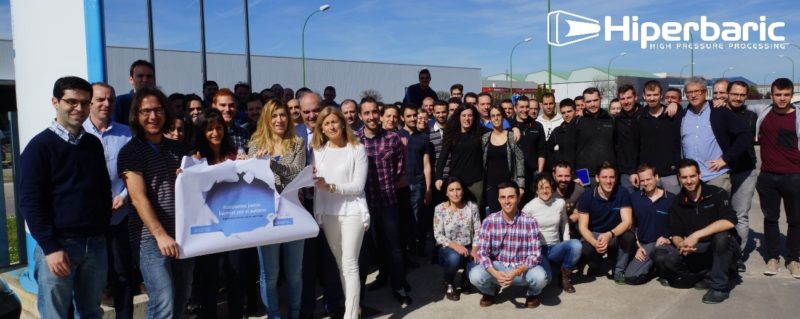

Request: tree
left=436, top=90, right=450, bottom=101
left=361, top=89, right=382, bottom=102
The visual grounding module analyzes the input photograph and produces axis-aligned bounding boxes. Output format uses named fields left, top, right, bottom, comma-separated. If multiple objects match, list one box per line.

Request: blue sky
left=1, top=0, right=799, bottom=86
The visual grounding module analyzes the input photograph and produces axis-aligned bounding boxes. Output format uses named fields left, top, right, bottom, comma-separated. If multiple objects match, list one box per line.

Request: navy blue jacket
left=677, top=102, right=752, bottom=167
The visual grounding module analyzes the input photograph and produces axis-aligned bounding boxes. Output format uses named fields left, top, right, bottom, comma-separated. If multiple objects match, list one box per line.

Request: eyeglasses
left=685, top=89, right=705, bottom=96
left=188, top=106, right=203, bottom=112
left=729, top=93, right=747, bottom=98
left=60, top=98, right=90, bottom=108
left=138, top=108, right=165, bottom=116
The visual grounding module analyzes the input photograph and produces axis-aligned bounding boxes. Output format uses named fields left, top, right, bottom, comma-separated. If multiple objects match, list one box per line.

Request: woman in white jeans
left=311, top=106, right=369, bottom=319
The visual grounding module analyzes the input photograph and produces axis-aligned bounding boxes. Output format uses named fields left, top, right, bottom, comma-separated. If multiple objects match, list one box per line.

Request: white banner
left=175, top=157, right=319, bottom=258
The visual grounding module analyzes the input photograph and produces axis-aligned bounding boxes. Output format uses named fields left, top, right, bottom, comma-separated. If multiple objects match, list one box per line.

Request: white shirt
left=521, top=197, right=568, bottom=245
left=313, top=143, right=370, bottom=225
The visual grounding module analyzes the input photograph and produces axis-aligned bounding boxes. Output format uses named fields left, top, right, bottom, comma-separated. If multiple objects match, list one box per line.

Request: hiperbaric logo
left=547, top=10, right=788, bottom=50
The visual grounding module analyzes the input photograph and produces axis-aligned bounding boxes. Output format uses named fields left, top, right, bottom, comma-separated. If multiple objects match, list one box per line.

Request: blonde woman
left=248, top=99, right=306, bottom=319
left=312, top=107, right=368, bottom=319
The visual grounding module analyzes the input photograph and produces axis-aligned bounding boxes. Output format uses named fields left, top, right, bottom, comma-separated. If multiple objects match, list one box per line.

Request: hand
left=707, top=158, right=727, bottom=172
left=450, top=243, right=469, bottom=256
left=112, top=195, right=125, bottom=211
left=435, top=179, right=443, bottom=191
left=255, top=149, right=270, bottom=158
left=680, top=235, right=699, bottom=256
left=519, top=188, right=525, bottom=198
left=45, top=250, right=71, bottom=277
left=629, top=174, right=640, bottom=189
left=595, top=232, right=611, bottom=253
left=315, top=177, right=330, bottom=190
left=192, top=151, right=202, bottom=160
left=176, top=168, right=183, bottom=175
left=635, top=247, right=647, bottom=262
left=496, top=271, right=515, bottom=287
left=511, top=127, right=521, bottom=142
left=712, top=99, right=727, bottom=108
left=655, top=236, right=671, bottom=247
left=423, top=190, right=432, bottom=205
left=235, top=153, right=249, bottom=160
left=470, top=247, right=479, bottom=261
left=665, top=102, right=679, bottom=117
left=155, top=234, right=179, bottom=258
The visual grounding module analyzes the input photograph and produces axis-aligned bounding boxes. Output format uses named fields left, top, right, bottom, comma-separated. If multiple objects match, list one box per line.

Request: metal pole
left=607, top=53, right=625, bottom=99
left=302, top=11, right=317, bottom=87
left=146, top=0, right=155, bottom=64
left=199, top=0, right=207, bottom=84
left=690, top=33, right=694, bottom=77
left=243, top=0, right=252, bottom=86
left=547, top=0, right=552, bottom=89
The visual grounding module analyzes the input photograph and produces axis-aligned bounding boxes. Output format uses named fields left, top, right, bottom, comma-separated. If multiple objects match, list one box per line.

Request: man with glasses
left=679, top=76, right=751, bottom=194
left=21, top=76, right=112, bottom=318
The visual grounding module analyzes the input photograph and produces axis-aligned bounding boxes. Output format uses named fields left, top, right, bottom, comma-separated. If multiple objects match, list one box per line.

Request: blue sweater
left=20, top=129, right=112, bottom=254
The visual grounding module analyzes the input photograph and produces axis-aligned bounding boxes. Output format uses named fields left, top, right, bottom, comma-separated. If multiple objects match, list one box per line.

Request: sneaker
left=702, top=289, right=729, bottom=304
left=788, top=261, right=800, bottom=279
left=613, top=271, right=626, bottom=285
left=737, top=259, right=747, bottom=273
left=764, top=258, right=780, bottom=276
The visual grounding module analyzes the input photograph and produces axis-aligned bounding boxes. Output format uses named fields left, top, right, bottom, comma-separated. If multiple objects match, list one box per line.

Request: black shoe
left=702, top=289, right=729, bottom=304
left=367, top=276, right=388, bottom=291
left=392, top=290, right=413, bottom=307
left=658, top=278, right=671, bottom=287
left=403, top=281, right=413, bottom=292
left=406, top=259, right=420, bottom=269
left=693, top=279, right=710, bottom=290
left=444, top=284, right=460, bottom=301
left=737, top=259, right=747, bottom=273
left=460, top=277, right=473, bottom=294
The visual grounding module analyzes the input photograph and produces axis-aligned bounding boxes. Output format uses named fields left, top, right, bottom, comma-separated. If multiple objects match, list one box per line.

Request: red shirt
left=759, top=110, right=800, bottom=174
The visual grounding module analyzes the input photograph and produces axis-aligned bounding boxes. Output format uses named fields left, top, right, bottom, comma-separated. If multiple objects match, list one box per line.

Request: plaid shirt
left=357, top=127, right=404, bottom=208
left=49, top=120, right=85, bottom=145
left=229, top=124, right=251, bottom=152
left=476, top=211, right=542, bottom=270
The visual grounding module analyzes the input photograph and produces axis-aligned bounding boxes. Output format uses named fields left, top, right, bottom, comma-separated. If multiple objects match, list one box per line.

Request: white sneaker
left=764, top=258, right=780, bottom=276
left=788, top=261, right=800, bottom=279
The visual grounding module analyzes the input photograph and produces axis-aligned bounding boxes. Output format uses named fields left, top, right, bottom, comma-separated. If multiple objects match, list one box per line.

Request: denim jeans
left=438, top=246, right=473, bottom=284
left=468, top=261, right=550, bottom=296
left=258, top=239, right=304, bottom=319
left=624, top=242, right=673, bottom=285
left=544, top=239, right=582, bottom=271
left=408, top=178, right=424, bottom=245
left=34, top=236, right=107, bottom=319
left=756, top=172, right=800, bottom=262
left=136, top=236, right=194, bottom=319
left=731, top=169, right=758, bottom=252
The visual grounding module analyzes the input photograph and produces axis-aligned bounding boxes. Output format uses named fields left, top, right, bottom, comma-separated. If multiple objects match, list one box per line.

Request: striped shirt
left=476, top=211, right=542, bottom=270
left=118, top=137, right=187, bottom=243
left=356, top=128, right=404, bottom=208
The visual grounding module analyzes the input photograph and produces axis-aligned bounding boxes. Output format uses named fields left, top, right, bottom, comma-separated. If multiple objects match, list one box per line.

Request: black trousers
left=197, top=248, right=256, bottom=319
left=106, top=217, right=137, bottom=319
left=756, top=172, right=800, bottom=262
left=653, top=232, right=737, bottom=291
left=580, top=230, right=636, bottom=274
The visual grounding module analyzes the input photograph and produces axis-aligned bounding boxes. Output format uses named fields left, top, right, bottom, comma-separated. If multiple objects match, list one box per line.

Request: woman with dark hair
left=482, top=105, right=525, bottom=214
left=434, top=104, right=487, bottom=212
left=521, top=175, right=582, bottom=293
left=248, top=99, right=306, bottom=319
left=433, top=177, right=480, bottom=301
left=184, top=94, right=204, bottom=124
left=193, top=108, right=236, bottom=164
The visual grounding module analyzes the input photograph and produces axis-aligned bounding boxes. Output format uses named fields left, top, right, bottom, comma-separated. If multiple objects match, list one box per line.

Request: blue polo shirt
left=577, top=185, right=631, bottom=233
left=630, top=189, right=675, bottom=243
left=397, top=128, right=432, bottom=182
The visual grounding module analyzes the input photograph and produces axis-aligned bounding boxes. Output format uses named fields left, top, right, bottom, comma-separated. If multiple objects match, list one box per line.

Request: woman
left=312, top=107, right=368, bottom=319
left=521, top=175, right=582, bottom=293
left=192, top=108, right=248, bottom=319
left=248, top=99, right=306, bottom=319
left=482, top=105, right=525, bottom=214
left=184, top=94, right=204, bottom=124
left=435, top=104, right=486, bottom=214
left=433, top=177, right=480, bottom=301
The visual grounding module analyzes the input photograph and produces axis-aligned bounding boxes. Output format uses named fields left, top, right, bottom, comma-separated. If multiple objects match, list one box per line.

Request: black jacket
left=614, top=105, right=642, bottom=174
left=729, top=105, right=757, bottom=173
left=677, top=102, right=753, bottom=167
left=574, top=108, right=616, bottom=175
left=636, top=105, right=682, bottom=177
left=511, top=117, right=546, bottom=176
left=546, top=121, right=577, bottom=171
left=669, top=183, right=738, bottom=242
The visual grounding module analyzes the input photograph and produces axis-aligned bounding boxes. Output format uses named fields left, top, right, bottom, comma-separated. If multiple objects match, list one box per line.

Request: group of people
left=19, top=62, right=800, bottom=318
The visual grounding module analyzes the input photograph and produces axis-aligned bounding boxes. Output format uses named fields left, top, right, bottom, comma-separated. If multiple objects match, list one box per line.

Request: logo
left=547, top=10, right=787, bottom=50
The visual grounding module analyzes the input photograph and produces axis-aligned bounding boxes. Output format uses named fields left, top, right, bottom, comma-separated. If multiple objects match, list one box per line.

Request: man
left=609, top=98, right=622, bottom=116
left=398, top=105, right=433, bottom=256
left=421, top=96, right=435, bottom=116
left=552, top=161, right=586, bottom=230
left=574, top=96, right=585, bottom=116
left=747, top=78, right=800, bottom=277
left=430, top=100, right=448, bottom=175
left=295, top=87, right=312, bottom=100
left=119, top=87, right=193, bottom=317
left=653, top=159, right=738, bottom=304
left=447, top=97, right=461, bottom=118
left=635, top=80, right=682, bottom=195
left=469, top=182, right=548, bottom=308
left=114, top=60, right=155, bottom=125
left=243, top=93, right=264, bottom=135
left=203, top=80, right=219, bottom=107
left=623, top=164, right=675, bottom=285
left=712, top=79, right=729, bottom=108
left=679, top=76, right=751, bottom=193
left=510, top=95, right=546, bottom=194
left=323, top=85, right=339, bottom=107
left=528, top=99, right=540, bottom=120
left=283, top=87, right=295, bottom=104
left=357, top=97, right=412, bottom=306
left=614, top=84, right=642, bottom=194
left=211, top=88, right=250, bottom=150
left=287, top=98, right=302, bottom=126
left=83, top=82, right=135, bottom=319
left=536, top=92, right=563, bottom=141
left=725, top=81, right=758, bottom=272
left=576, top=162, right=635, bottom=283
left=477, top=92, right=510, bottom=129
left=340, top=99, right=363, bottom=131
left=500, top=98, right=515, bottom=119
left=664, top=87, right=682, bottom=106
left=404, top=68, right=438, bottom=108
left=546, top=99, right=578, bottom=170
left=464, top=92, right=478, bottom=106
left=270, top=83, right=284, bottom=100
left=21, top=76, right=111, bottom=318
left=450, top=83, right=463, bottom=101
left=574, top=88, right=616, bottom=181
left=233, top=82, right=251, bottom=126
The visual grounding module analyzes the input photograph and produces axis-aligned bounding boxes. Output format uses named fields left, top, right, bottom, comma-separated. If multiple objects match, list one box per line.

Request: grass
left=6, top=216, right=18, bottom=265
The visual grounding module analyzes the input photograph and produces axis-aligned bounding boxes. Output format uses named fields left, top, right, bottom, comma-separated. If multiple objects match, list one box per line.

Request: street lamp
left=509, top=37, right=532, bottom=99
left=779, top=54, right=795, bottom=83
left=721, top=66, right=734, bottom=79
left=607, top=52, right=626, bottom=98
left=763, top=71, right=776, bottom=96
left=302, top=4, right=331, bottom=87
left=679, top=62, right=695, bottom=86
